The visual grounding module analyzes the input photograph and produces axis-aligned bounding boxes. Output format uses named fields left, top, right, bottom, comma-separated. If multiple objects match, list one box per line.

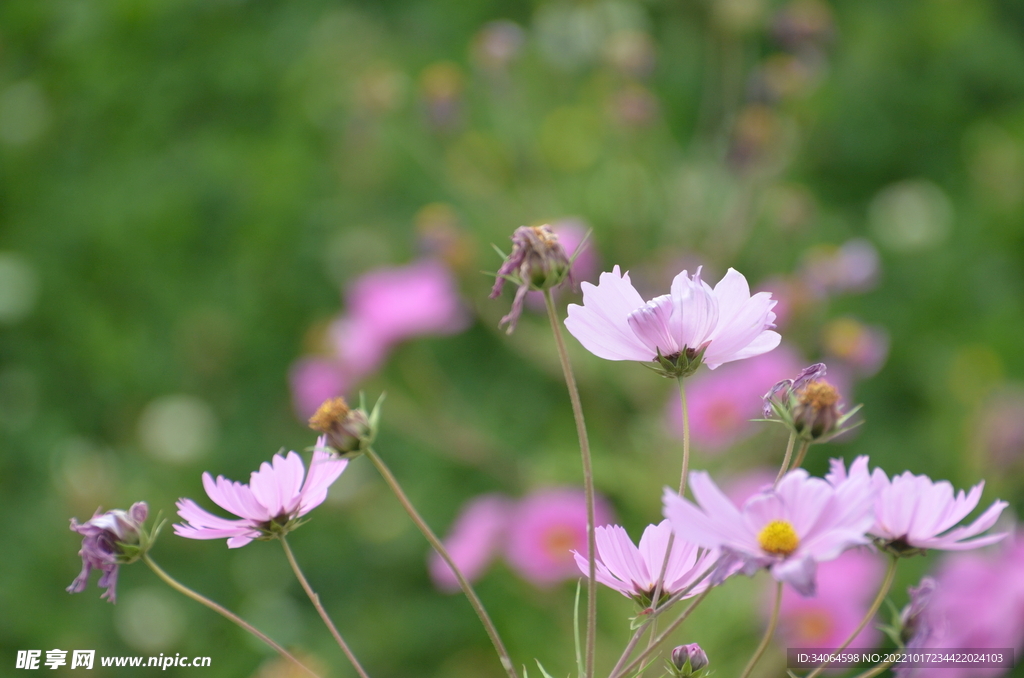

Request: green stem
left=543, top=288, right=598, bottom=678
left=790, top=440, right=812, bottom=471
left=281, top=537, right=371, bottom=678
left=365, top=447, right=518, bottom=678
left=851, top=661, right=895, bottom=678
left=774, top=431, right=797, bottom=486
left=739, top=581, right=783, bottom=678
left=676, top=377, right=690, bottom=497
left=805, top=556, right=899, bottom=678
left=142, top=555, right=322, bottom=678
left=608, top=587, right=713, bottom=678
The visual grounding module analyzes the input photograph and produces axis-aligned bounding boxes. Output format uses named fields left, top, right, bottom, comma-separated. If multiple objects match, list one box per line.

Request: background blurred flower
left=429, top=494, right=512, bottom=592
left=504, top=488, right=615, bottom=586
left=821, top=317, right=889, bottom=377
left=771, top=548, right=884, bottom=649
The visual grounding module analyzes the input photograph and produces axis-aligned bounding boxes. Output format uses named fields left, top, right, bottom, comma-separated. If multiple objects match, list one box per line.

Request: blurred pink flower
left=772, top=548, right=884, bottom=649
left=821, top=317, right=889, bottom=377
left=289, top=357, right=351, bottom=420
left=572, top=520, right=716, bottom=604
left=666, top=344, right=804, bottom=451
left=912, top=537, right=1024, bottom=678
left=829, top=457, right=1008, bottom=552
left=801, top=240, right=880, bottom=297
left=175, top=437, right=348, bottom=548
left=346, top=259, right=469, bottom=346
left=723, top=469, right=778, bottom=506
left=429, top=494, right=512, bottom=592
left=565, top=266, right=780, bottom=370
left=505, top=488, right=615, bottom=586
left=664, top=469, right=874, bottom=596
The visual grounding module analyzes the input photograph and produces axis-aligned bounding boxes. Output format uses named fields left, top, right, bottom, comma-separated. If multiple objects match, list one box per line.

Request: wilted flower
left=490, top=225, right=573, bottom=333
left=664, top=468, right=874, bottom=596
left=670, top=643, right=709, bottom=676
left=764, top=363, right=858, bottom=442
left=827, top=457, right=1008, bottom=555
left=565, top=265, right=780, bottom=377
left=67, top=502, right=151, bottom=603
left=429, top=493, right=512, bottom=592
left=504, top=488, right=615, bottom=586
left=307, top=396, right=376, bottom=458
left=572, top=520, right=716, bottom=607
left=897, top=576, right=938, bottom=649
left=174, top=438, right=348, bottom=548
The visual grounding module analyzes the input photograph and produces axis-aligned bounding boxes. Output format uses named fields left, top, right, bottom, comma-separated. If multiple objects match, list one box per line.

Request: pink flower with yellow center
left=664, top=469, right=874, bottom=596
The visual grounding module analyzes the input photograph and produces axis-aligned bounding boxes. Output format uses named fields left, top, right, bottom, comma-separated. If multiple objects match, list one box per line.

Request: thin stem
left=142, top=555, right=323, bottom=678
left=851, top=661, right=895, bottom=678
left=365, top=447, right=519, bottom=678
left=281, top=537, right=371, bottom=678
left=790, top=440, right=812, bottom=471
left=805, top=556, right=899, bottom=678
left=774, top=431, right=797, bottom=486
left=739, top=581, right=783, bottom=678
left=676, top=377, right=690, bottom=497
left=543, top=288, right=597, bottom=678
left=609, top=587, right=712, bottom=678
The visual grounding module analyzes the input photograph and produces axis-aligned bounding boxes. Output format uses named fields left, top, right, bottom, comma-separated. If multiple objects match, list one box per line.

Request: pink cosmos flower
left=504, top=488, right=615, bottom=586
left=67, top=502, right=149, bottom=603
left=663, top=469, right=874, bottom=596
left=572, top=520, right=716, bottom=605
left=429, top=493, right=512, bottom=592
left=826, top=457, right=1008, bottom=552
left=345, top=259, right=470, bottom=346
left=772, top=548, right=884, bottom=649
left=564, top=265, right=780, bottom=371
left=666, top=344, right=803, bottom=451
left=174, top=437, right=348, bottom=548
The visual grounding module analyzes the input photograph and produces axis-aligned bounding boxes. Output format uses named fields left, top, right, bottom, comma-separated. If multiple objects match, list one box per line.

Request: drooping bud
left=67, top=502, right=159, bottom=604
left=670, top=644, right=709, bottom=676
left=489, top=224, right=573, bottom=333
left=308, top=397, right=373, bottom=458
left=899, top=577, right=937, bottom=647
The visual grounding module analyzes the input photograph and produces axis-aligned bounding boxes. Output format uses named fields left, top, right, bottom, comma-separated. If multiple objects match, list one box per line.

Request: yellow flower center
left=758, top=520, right=800, bottom=556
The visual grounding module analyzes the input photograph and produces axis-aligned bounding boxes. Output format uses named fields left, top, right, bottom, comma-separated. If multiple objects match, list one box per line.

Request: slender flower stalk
left=608, top=587, right=713, bottom=678
left=281, top=536, right=371, bottom=678
left=543, top=288, right=598, bottom=678
left=790, top=439, right=811, bottom=471
left=805, top=555, right=899, bottom=678
left=365, top=447, right=518, bottom=678
left=142, top=555, right=323, bottom=678
left=774, top=431, right=797, bottom=486
left=676, top=377, right=690, bottom=497
left=739, top=581, right=783, bottom=678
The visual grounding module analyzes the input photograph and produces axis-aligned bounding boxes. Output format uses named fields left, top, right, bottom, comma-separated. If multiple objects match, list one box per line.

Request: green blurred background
left=2, top=0, right=1023, bottom=676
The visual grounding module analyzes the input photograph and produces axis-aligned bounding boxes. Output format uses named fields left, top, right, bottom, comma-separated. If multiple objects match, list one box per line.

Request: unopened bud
left=490, top=224, right=573, bottom=333
left=309, top=397, right=372, bottom=457
left=670, top=644, right=708, bottom=676
left=793, top=380, right=841, bottom=439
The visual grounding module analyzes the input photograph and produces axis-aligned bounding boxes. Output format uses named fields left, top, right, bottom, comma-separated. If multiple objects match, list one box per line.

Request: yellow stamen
left=798, top=381, right=839, bottom=409
left=758, top=520, right=800, bottom=556
left=308, top=397, right=349, bottom=432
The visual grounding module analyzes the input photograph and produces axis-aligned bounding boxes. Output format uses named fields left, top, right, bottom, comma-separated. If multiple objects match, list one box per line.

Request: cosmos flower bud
left=792, top=380, right=841, bottom=439
left=308, top=397, right=373, bottom=458
left=899, top=577, right=937, bottom=646
left=670, top=644, right=709, bottom=676
left=67, top=502, right=157, bottom=603
left=490, top=225, right=573, bottom=333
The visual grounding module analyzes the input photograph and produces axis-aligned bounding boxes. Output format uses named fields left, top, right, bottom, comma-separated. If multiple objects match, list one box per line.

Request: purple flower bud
left=900, top=576, right=937, bottom=647
left=670, top=643, right=709, bottom=676
left=67, top=502, right=149, bottom=604
left=490, top=225, right=572, bottom=333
